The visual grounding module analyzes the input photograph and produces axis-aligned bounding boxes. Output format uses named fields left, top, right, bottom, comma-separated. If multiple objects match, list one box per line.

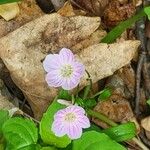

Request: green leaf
left=101, top=9, right=146, bottom=43
left=98, top=89, right=111, bottom=101
left=103, top=122, right=136, bottom=142
left=0, top=0, right=21, bottom=5
left=58, top=89, right=71, bottom=100
left=2, top=117, right=38, bottom=150
left=40, top=147, right=57, bottom=150
left=0, top=110, right=9, bottom=136
left=84, top=98, right=97, bottom=108
left=72, top=131, right=126, bottom=150
left=144, top=7, right=150, bottom=20
left=147, top=99, right=150, bottom=106
left=40, top=99, right=71, bottom=148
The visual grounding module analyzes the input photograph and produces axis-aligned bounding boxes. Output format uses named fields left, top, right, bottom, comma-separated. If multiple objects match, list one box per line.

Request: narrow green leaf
left=84, top=98, right=97, bottom=108
left=2, top=117, right=38, bottom=150
left=147, top=99, right=150, bottom=106
left=40, top=147, right=57, bottom=150
left=101, top=9, right=146, bottom=43
left=40, top=99, right=71, bottom=148
left=0, top=0, right=21, bottom=5
left=144, top=7, right=150, bottom=20
left=98, top=89, right=111, bottom=101
left=72, top=131, right=126, bottom=150
left=0, top=110, right=9, bottom=136
left=103, top=122, right=136, bottom=142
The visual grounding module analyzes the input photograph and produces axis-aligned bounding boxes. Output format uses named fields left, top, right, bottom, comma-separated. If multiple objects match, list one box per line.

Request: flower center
left=61, top=65, right=73, bottom=78
left=64, top=113, right=76, bottom=122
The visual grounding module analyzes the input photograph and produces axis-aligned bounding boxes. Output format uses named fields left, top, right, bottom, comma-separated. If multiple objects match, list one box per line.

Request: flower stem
left=87, top=109, right=148, bottom=150
left=87, top=109, right=117, bottom=127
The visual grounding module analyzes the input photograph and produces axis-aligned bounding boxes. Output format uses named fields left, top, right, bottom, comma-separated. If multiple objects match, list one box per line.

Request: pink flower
left=51, top=105, right=90, bottom=140
left=43, top=48, right=85, bottom=90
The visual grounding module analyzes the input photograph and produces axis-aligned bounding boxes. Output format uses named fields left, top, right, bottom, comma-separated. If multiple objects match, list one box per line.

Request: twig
left=139, top=128, right=150, bottom=148
left=135, top=6, right=147, bottom=116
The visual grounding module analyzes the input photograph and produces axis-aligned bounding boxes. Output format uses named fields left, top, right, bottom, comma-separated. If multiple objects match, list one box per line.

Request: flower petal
left=46, top=71, right=63, bottom=87
left=72, top=62, right=85, bottom=78
left=67, top=105, right=85, bottom=114
left=62, top=78, right=80, bottom=90
left=43, top=54, right=61, bottom=72
left=67, top=124, right=82, bottom=139
left=59, top=48, right=74, bottom=64
left=51, top=121, right=67, bottom=137
left=77, top=115, right=90, bottom=129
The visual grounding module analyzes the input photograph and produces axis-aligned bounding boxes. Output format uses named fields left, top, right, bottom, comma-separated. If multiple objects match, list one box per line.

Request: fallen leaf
left=0, top=2, right=19, bottom=21
left=141, top=116, right=150, bottom=132
left=0, top=13, right=140, bottom=119
left=0, top=0, right=43, bottom=38
left=58, top=1, right=75, bottom=16
left=71, top=0, right=109, bottom=16
left=103, top=0, right=136, bottom=27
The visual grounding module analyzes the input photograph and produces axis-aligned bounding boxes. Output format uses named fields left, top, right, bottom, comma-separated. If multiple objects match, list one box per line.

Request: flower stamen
left=61, top=65, right=73, bottom=78
left=64, top=112, right=76, bottom=122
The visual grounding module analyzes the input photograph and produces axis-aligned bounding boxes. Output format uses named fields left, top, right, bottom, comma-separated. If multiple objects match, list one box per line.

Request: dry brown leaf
left=0, top=13, right=140, bottom=119
left=0, top=0, right=43, bottom=38
left=103, top=0, right=135, bottom=27
left=141, top=116, right=150, bottom=132
left=93, top=95, right=134, bottom=128
left=92, top=67, right=139, bottom=129
left=0, top=13, right=100, bottom=119
left=0, top=2, right=19, bottom=21
left=71, top=0, right=109, bottom=16
left=58, top=1, right=75, bottom=16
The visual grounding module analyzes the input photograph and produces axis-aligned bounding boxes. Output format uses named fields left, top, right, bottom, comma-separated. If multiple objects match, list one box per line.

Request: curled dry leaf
left=0, top=2, right=19, bottom=21
left=71, top=0, right=109, bottom=16
left=0, top=12, right=140, bottom=119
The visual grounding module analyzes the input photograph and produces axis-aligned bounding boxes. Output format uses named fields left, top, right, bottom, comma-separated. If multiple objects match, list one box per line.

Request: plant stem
left=87, top=109, right=149, bottom=150
left=87, top=109, right=117, bottom=127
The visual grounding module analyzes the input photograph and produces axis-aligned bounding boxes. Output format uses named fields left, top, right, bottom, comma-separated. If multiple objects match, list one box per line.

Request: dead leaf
left=92, top=67, right=139, bottom=129
left=141, top=116, right=150, bottom=132
left=0, top=13, right=140, bottom=119
left=71, top=0, right=109, bottom=16
left=103, top=0, right=136, bottom=27
left=58, top=1, right=75, bottom=16
left=0, top=0, right=43, bottom=38
left=0, top=2, right=19, bottom=21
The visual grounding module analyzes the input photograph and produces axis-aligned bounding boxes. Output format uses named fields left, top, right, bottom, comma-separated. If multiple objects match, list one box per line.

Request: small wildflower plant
left=0, top=48, right=137, bottom=150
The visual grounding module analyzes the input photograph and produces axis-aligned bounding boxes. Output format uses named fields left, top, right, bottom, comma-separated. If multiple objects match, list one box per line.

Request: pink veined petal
left=51, top=121, right=67, bottom=137
left=43, top=54, right=61, bottom=72
left=59, top=48, right=74, bottom=64
left=46, top=71, right=63, bottom=87
left=54, top=109, right=66, bottom=120
left=77, top=115, right=90, bottom=129
left=62, top=77, right=80, bottom=90
left=66, top=105, right=85, bottom=115
left=66, top=124, right=82, bottom=140
left=72, top=62, right=85, bottom=78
